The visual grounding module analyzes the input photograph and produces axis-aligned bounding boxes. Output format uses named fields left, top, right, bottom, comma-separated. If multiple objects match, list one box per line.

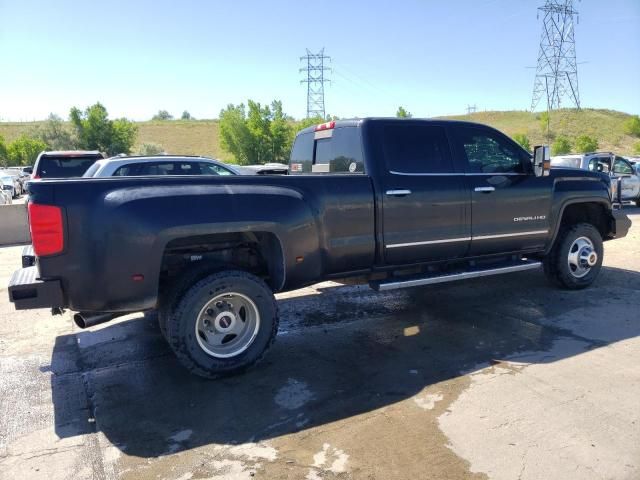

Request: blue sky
left=0, top=0, right=638, bottom=121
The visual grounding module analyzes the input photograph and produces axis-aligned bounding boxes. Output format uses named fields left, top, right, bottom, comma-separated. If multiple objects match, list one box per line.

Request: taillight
left=314, top=121, right=335, bottom=131
left=28, top=203, right=64, bottom=256
left=32, top=174, right=40, bottom=179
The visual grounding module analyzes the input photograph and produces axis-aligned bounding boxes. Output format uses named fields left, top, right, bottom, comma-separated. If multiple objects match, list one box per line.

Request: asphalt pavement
left=0, top=207, right=639, bottom=480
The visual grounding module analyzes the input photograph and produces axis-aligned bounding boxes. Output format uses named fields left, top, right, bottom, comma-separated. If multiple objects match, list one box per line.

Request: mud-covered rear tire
left=543, top=222, right=603, bottom=290
left=166, top=270, right=278, bottom=379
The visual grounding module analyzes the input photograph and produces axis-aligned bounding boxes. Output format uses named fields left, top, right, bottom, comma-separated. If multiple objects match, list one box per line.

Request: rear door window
left=382, top=124, right=453, bottom=174
left=36, top=155, right=101, bottom=178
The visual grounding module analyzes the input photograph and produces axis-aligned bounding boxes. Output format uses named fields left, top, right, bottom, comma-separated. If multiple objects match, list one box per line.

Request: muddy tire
left=157, top=263, right=226, bottom=340
left=543, top=223, right=603, bottom=290
left=166, top=270, right=278, bottom=379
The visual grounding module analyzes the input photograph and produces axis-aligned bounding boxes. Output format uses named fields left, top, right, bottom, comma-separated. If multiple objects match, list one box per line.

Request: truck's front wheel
left=543, top=222, right=603, bottom=289
left=166, top=270, right=279, bottom=378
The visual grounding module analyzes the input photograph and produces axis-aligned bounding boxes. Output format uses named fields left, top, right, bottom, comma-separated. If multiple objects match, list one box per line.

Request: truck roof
left=297, top=117, right=497, bottom=135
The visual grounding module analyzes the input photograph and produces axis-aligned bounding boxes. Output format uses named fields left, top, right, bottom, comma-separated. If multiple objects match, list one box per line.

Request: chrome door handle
left=474, top=186, right=496, bottom=193
left=386, top=189, right=412, bottom=196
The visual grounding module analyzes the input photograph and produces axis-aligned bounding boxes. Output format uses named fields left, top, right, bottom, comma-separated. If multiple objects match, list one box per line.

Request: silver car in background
left=0, top=172, right=23, bottom=198
left=551, top=152, right=640, bottom=206
left=83, top=155, right=244, bottom=177
left=0, top=179, right=12, bottom=205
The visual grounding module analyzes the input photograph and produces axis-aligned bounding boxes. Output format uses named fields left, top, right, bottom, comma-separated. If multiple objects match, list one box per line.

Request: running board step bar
left=370, top=260, right=542, bottom=292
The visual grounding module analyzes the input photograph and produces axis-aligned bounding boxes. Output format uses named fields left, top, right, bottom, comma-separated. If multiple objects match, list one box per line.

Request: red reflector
left=314, top=121, right=335, bottom=131
left=32, top=174, right=40, bottom=179
left=132, top=274, right=144, bottom=282
left=28, top=203, right=64, bottom=256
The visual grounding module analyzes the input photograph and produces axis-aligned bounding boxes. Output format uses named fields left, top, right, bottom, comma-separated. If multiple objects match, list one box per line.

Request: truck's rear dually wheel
left=166, top=270, right=278, bottom=379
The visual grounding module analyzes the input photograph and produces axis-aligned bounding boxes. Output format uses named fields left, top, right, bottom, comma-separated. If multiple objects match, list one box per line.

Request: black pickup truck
left=9, top=119, right=631, bottom=378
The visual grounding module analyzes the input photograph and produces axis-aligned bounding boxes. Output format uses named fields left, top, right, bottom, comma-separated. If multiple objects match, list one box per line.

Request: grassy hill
left=444, top=109, right=638, bottom=155
left=1, top=109, right=638, bottom=160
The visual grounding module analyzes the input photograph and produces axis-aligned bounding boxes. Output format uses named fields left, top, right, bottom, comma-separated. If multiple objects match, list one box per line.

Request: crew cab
left=9, top=119, right=630, bottom=378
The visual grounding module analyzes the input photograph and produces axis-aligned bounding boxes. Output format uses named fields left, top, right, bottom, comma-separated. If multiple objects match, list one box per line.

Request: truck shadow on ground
left=47, top=266, right=640, bottom=458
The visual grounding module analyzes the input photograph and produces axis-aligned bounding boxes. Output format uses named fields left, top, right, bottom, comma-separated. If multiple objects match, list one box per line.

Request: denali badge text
left=514, top=215, right=546, bottom=222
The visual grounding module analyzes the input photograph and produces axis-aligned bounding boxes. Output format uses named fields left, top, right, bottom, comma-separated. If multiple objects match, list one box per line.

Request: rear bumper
left=612, top=209, right=631, bottom=239
left=8, top=266, right=64, bottom=310
left=22, top=245, right=35, bottom=268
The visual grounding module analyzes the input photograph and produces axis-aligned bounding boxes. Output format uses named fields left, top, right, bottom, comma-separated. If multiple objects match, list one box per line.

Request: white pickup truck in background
left=551, top=152, right=640, bottom=206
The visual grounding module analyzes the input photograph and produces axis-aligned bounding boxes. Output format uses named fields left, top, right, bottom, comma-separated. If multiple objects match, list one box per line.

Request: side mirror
left=533, top=145, right=550, bottom=177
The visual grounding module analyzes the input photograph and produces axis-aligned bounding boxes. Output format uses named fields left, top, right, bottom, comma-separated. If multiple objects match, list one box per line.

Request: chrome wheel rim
left=567, top=236, right=597, bottom=279
left=195, top=292, right=260, bottom=358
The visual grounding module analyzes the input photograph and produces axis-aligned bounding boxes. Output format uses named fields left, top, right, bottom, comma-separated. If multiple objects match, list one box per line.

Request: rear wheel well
left=557, top=202, right=610, bottom=239
left=158, top=232, right=284, bottom=298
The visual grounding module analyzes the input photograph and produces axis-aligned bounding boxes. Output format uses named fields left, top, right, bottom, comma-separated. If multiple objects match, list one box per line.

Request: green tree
left=219, top=99, right=293, bottom=165
left=552, top=135, right=572, bottom=155
left=219, top=103, right=253, bottom=165
left=181, top=110, right=193, bottom=120
left=6, top=135, right=48, bottom=166
left=0, top=135, right=7, bottom=164
left=31, top=113, right=77, bottom=150
left=137, top=142, right=164, bottom=155
left=574, top=135, right=598, bottom=153
left=296, top=116, right=325, bottom=131
left=69, top=103, right=137, bottom=156
left=268, top=100, right=293, bottom=163
left=152, top=110, right=173, bottom=121
left=396, top=106, right=412, bottom=118
left=623, top=115, right=640, bottom=137
left=512, top=133, right=531, bottom=152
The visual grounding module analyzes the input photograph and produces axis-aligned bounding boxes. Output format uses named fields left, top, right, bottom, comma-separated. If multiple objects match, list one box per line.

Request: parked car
left=551, top=152, right=640, bottom=206
left=10, top=119, right=630, bottom=379
left=32, top=151, right=106, bottom=179
left=82, top=155, right=243, bottom=177
left=239, top=163, right=289, bottom=175
left=0, top=171, right=23, bottom=198
left=0, top=180, right=12, bottom=205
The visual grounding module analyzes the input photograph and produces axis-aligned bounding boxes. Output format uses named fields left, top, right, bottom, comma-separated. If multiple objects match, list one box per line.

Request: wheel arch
left=546, top=198, right=612, bottom=255
left=158, top=229, right=286, bottom=296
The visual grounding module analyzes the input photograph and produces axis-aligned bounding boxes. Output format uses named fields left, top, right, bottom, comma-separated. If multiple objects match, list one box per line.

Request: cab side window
left=458, top=128, right=528, bottom=174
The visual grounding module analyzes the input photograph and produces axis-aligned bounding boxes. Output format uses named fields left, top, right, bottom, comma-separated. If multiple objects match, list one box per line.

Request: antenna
left=300, top=49, right=331, bottom=118
left=530, top=0, right=581, bottom=111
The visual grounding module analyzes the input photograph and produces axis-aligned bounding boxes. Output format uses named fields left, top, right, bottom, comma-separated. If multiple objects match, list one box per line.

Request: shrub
left=623, top=115, right=640, bottom=137
left=152, top=110, right=173, bottom=121
left=512, top=133, right=531, bottom=152
left=574, top=135, right=599, bottom=153
left=137, top=142, right=164, bottom=155
left=6, top=135, right=48, bottom=166
left=552, top=135, right=572, bottom=155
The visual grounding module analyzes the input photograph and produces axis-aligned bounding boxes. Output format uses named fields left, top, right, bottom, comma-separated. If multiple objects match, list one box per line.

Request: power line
left=530, top=0, right=581, bottom=111
left=300, top=49, right=331, bottom=119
